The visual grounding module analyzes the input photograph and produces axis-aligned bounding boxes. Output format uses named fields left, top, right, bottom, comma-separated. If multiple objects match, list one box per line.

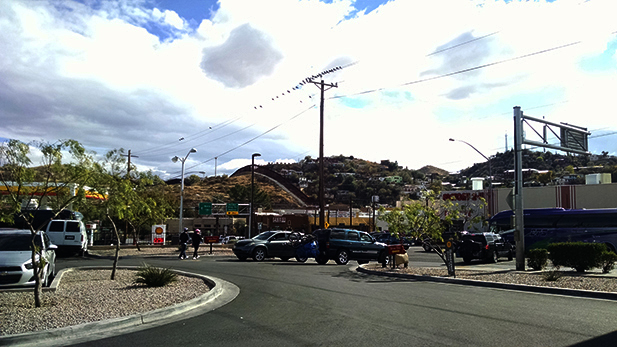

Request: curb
left=0, top=266, right=240, bottom=347
left=357, top=265, right=617, bottom=301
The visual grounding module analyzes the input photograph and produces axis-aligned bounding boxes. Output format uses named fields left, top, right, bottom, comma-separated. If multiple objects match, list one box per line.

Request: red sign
left=204, top=236, right=220, bottom=243
left=153, top=237, right=164, bottom=244
left=387, top=244, right=406, bottom=255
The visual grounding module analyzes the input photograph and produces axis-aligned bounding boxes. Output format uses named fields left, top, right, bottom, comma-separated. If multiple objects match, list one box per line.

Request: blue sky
left=1, top=0, right=616, bottom=178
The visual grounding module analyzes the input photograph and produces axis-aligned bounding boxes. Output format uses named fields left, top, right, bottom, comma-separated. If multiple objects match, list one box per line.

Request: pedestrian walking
left=179, top=228, right=189, bottom=259
left=191, top=229, right=203, bottom=259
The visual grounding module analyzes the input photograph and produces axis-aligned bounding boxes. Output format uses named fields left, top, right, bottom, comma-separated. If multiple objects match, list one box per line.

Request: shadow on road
left=568, top=330, right=617, bottom=347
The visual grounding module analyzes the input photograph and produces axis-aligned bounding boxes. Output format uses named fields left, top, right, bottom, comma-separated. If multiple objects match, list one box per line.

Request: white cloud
left=1, top=0, right=616, bottom=179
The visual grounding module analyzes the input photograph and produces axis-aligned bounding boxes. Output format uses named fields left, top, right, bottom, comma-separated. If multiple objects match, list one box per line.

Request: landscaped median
left=358, top=263, right=617, bottom=300
left=0, top=266, right=239, bottom=347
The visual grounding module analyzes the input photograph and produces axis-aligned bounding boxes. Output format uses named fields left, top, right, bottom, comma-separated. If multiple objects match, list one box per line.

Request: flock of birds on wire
left=253, top=65, right=345, bottom=109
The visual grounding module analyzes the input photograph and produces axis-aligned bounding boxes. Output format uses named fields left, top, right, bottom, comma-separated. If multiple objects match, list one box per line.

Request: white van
left=45, top=220, right=88, bottom=255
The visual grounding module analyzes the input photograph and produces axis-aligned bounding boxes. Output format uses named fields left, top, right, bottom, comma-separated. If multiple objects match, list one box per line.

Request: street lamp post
left=449, top=138, right=493, bottom=189
left=249, top=153, right=261, bottom=238
left=172, top=148, right=197, bottom=234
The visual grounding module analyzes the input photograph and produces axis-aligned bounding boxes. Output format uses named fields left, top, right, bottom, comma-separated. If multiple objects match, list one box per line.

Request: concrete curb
left=0, top=266, right=240, bottom=347
left=357, top=265, right=617, bottom=301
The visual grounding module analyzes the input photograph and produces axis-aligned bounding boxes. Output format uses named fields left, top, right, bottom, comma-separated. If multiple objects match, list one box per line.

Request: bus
left=487, top=208, right=617, bottom=253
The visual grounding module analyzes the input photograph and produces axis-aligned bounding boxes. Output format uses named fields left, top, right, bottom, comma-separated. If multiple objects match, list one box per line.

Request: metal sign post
left=513, top=106, right=590, bottom=271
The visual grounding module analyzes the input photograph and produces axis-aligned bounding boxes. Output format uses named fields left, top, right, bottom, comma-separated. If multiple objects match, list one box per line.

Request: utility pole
left=122, top=150, right=139, bottom=178
left=310, top=79, right=337, bottom=229
left=349, top=197, right=353, bottom=228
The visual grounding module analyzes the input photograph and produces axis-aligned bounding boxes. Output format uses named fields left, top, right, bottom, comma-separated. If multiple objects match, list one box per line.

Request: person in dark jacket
left=179, top=228, right=189, bottom=259
left=191, top=229, right=203, bottom=259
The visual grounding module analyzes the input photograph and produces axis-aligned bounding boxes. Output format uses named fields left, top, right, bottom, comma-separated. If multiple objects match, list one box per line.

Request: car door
left=41, top=232, right=56, bottom=277
left=344, top=231, right=362, bottom=259
left=46, top=220, right=66, bottom=247
left=359, top=232, right=382, bottom=260
left=267, top=232, right=294, bottom=258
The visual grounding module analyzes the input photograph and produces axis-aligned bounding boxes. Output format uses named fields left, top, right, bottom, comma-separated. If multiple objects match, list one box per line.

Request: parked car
left=0, top=229, right=57, bottom=287
left=370, top=232, right=412, bottom=250
left=457, top=232, right=514, bottom=264
left=45, top=219, right=88, bottom=255
left=232, top=231, right=303, bottom=262
left=313, top=228, right=388, bottom=266
left=222, top=236, right=239, bottom=244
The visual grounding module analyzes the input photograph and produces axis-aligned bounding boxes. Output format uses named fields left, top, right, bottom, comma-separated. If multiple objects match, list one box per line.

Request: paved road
left=57, top=253, right=617, bottom=347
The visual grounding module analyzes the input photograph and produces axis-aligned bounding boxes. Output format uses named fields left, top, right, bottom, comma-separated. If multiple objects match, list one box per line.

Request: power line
left=427, top=31, right=500, bottom=56
left=331, top=40, right=584, bottom=101
left=174, top=105, right=317, bottom=175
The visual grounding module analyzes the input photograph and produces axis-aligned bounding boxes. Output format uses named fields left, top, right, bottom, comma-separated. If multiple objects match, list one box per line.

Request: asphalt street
left=50, top=250, right=617, bottom=347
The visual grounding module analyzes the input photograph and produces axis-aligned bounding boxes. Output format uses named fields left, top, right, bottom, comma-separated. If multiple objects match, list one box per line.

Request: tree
left=83, top=149, right=176, bottom=280
left=185, top=174, right=201, bottom=186
left=89, top=149, right=136, bottom=280
left=0, top=139, right=96, bottom=307
left=378, top=192, right=487, bottom=267
left=124, top=171, right=175, bottom=250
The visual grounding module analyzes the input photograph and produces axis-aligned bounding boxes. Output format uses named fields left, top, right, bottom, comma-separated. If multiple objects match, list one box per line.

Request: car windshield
left=254, top=231, right=276, bottom=241
left=0, top=234, right=40, bottom=251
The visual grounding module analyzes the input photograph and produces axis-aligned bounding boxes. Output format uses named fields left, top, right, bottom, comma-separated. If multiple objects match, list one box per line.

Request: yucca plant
left=134, top=264, right=178, bottom=287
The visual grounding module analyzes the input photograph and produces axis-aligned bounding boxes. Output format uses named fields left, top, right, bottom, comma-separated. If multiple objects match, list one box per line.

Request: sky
left=1, top=0, right=616, bottom=180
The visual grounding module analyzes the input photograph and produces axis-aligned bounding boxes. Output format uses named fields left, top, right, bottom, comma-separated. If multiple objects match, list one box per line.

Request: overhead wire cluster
left=159, top=28, right=616, bottom=177
left=252, top=62, right=357, bottom=109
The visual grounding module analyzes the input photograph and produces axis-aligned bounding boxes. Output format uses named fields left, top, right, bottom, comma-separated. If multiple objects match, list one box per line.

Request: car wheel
left=280, top=257, right=290, bottom=261
left=236, top=256, right=248, bottom=261
left=316, top=255, right=329, bottom=265
left=295, top=256, right=308, bottom=263
left=507, top=250, right=513, bottom=261
left=335, top=249, right=349, bottom=265
left=422, top=244, right=432, bottom=252
left=252, top=248, right=266, bottom=261
left=463, top=257, right=472, bottom=264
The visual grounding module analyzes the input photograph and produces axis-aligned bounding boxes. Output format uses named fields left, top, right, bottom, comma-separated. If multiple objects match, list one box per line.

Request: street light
left=249, top=153, right=261, bottom=238
left=172, top=148, right=197, bottom=235
left=449, top=138, right=493, bottom=189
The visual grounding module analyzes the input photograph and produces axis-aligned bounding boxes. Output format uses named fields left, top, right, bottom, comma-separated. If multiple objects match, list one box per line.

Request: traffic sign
left=199, top=202, right=213, bottom=215
left=226, top=203, right=239, bottom=215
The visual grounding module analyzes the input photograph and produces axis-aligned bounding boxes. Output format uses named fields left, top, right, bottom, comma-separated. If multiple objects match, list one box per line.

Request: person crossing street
left=179, top=228, right=189, bottom=260
left=191, top=229, right=203, bottom=259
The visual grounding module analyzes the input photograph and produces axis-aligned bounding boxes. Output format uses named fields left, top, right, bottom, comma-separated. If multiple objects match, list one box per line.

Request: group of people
left=179, top=228, right=203, bottom=260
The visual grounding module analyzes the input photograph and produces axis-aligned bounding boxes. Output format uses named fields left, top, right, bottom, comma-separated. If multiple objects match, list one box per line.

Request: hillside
left=179, top=175, right=303, bottom=213
left=173, top=151, right=617, bottom=212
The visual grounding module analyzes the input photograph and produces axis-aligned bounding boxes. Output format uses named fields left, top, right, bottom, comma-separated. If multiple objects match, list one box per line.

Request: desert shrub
left=547, top=242, right=605, bottom=272
left=134, top=264, right=178, bottom=287
left=541, top=269, right=563, bottom=282
left=527, top=249, right=548, bottom=271
left=599, top=251, right=617, bottom=274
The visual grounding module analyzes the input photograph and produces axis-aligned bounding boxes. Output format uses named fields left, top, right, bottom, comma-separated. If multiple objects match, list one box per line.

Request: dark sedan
left=233, top=231, right=304, bottom=262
